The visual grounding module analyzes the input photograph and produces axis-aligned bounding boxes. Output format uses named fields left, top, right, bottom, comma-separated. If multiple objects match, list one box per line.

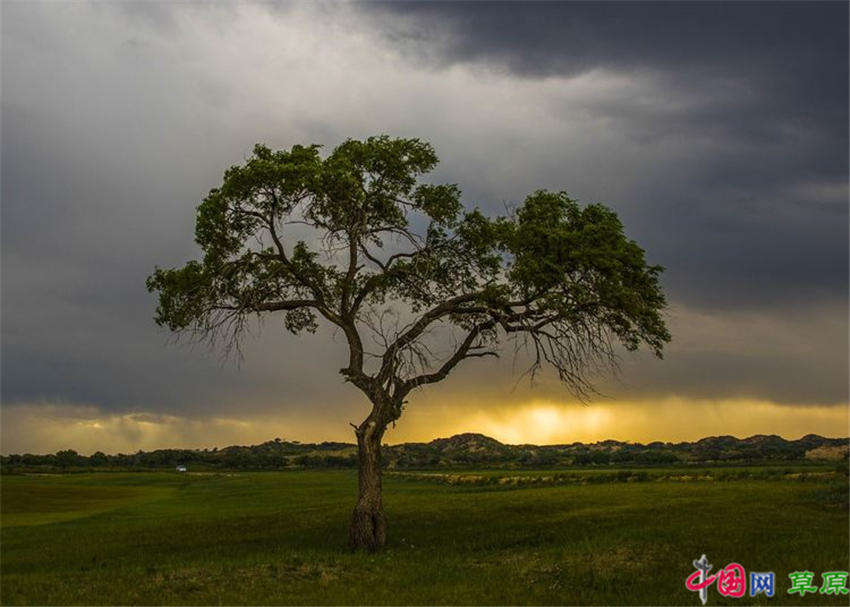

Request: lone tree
left=147, top=135, right=670, bottom=551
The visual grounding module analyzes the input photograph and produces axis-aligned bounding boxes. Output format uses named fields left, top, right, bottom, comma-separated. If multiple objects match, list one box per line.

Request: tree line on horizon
left=2, top=432, right=846, bottom=474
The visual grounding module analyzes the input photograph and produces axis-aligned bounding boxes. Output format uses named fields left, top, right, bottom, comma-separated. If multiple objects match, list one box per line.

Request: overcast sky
left=2, top=1, right=848, bottom=454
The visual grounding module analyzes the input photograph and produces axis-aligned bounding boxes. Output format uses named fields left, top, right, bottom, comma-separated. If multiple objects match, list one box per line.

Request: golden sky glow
left=398, top=398, right=850, bottom=445
left=2, top=398, right=847, bottom=455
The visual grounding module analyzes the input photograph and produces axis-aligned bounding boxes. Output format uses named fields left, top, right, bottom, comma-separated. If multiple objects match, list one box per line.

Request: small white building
left=175, top=465, right=187, bottom=473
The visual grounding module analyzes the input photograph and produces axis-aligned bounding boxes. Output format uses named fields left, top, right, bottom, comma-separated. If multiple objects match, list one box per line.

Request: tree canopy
left=147, top=135, right=669, bottom=412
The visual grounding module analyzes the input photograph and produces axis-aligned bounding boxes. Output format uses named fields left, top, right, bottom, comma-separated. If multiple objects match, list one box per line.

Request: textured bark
left=348, top=418, right=387, bottom=551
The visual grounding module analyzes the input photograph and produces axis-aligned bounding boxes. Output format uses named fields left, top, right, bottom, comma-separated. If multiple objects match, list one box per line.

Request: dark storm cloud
left=365, top=1, right=849, bottom=312
left=369, top=2, right=845, bottom=105
left=1, top=1, right=847, bottom=450
left=1, top=2, right=356, bottom=416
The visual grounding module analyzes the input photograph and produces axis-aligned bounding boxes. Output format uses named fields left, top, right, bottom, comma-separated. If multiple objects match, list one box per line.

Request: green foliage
left=499, top=191, right=669, bottom=355
left=147, top=135, right=670, bottom=406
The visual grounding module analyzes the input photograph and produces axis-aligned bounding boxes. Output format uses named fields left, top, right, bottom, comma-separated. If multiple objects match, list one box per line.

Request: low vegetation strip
left=2, top=432, right=847, bottom=473
left=388, top=467, right=846, bottom=487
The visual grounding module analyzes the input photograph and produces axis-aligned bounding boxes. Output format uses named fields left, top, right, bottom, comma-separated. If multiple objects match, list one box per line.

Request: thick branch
left=396, top=320, right=497, bottom=395
left=376, top=292, right=486, bottom=384
left=341, top=223, right=362, bottom=316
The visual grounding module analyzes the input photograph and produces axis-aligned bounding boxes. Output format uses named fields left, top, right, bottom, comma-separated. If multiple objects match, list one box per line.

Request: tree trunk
left=349, top=418, right=387, bottom=551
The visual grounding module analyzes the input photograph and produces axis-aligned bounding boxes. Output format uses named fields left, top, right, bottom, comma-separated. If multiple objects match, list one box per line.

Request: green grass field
left=1, top=468, right=847, bottom=605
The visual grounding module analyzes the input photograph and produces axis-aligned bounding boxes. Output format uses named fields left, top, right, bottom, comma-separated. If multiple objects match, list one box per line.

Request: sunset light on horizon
left=3, top=396, right=847, bottom=456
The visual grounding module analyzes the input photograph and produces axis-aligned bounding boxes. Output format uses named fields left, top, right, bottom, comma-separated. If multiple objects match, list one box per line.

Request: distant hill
left=1, top=433, right=847, bottom=472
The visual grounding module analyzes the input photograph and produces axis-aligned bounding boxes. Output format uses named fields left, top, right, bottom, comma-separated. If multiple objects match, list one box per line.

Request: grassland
left=1, top=467, right=847, bottom=605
